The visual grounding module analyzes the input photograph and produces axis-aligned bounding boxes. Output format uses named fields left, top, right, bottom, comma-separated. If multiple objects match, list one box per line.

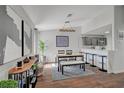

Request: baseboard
left=112, top=69, right=124, bottom=74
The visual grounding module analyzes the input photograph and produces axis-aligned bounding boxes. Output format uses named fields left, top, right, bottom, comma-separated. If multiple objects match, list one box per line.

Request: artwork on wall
left=119, top=31, right=124, bottom=40
left=23, top=21, right=32, bottom=56
left=56, top=36, right=69, bottom=47
left=0, top=5, right=33, bottom=65
left=0, top=6, right=22, bottom=64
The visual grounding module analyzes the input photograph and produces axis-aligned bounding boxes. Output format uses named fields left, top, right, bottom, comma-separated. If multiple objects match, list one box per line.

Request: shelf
left=8, top=58, right=38, bottom=88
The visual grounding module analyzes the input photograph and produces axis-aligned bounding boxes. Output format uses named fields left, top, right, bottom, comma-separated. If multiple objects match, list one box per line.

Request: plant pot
left=40, top=55, right=46, bottom=63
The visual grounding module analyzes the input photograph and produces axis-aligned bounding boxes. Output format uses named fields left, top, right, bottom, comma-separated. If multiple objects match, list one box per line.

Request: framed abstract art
left=56, top=36, right=69, bottom=47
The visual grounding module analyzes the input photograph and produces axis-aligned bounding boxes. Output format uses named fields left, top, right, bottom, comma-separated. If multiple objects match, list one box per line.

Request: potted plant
left=0, top=79, right=18, bottom=88
left=32, top=63, right=38, bottom=75
left=38, top=40, right=46, bottom=76
left=39, top=40, right=45, bottom=56
left=32, top=64, right=38, bottom=70
left=39, top=40, right=46, bottom=62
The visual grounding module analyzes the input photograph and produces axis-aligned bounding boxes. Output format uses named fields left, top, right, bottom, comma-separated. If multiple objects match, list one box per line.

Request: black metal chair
left=66, top=50, right=76, bottom=61
left=58, top=50, right=67, bottom=61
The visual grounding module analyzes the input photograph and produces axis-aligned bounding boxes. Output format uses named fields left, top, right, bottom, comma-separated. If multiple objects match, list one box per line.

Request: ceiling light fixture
left=59, top=13, right=75, bottom=32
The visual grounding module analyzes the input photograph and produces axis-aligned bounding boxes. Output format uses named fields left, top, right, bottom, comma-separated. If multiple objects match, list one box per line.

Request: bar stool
left=88, top=53, right=92, bottom=64
left=98, top=55, right=107, bottom=72
left=90, top=54, right=97, bottom=67
left=83, top=52, right=89, bottom=64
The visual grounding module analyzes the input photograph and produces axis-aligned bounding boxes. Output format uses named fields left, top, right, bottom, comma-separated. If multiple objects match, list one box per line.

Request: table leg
left=62, top=66, right=64, bottom=75
left=80, top=65, right=81, bottom=69
left=83, top=64, right=85, bottom=71
left=25, top=71, right=27, bottom=88
left=90, top=54, right=96, bottom=67
left=58, top=58, right=60, bottom=71
left=14, top=74, right=16, bottom=80
left=60, top=64, right=62, bottom=71
left=20, top=73, right=23, bottom=88
left=85, top=53, right=89, bottom=64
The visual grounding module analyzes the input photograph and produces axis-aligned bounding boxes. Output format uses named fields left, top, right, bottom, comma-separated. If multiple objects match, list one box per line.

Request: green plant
left=0, top=79, right=18, bottom=88
left=32, top=64, right=38, bottom=70
left=39, top=40, right=45, bottom=56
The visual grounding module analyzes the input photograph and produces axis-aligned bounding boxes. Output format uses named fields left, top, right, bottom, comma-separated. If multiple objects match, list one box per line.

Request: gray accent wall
left=0, top=5, right=21, bottom=64
left=0, top=5, right=34, bottom=80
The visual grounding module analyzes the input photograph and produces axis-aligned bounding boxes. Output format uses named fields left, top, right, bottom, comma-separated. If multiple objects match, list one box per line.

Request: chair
left=66, top=50, right=72, bottom=55
left=58, top=50, right=65, bottom=54
left=58, top=50, right=67, bottom=61
left=66, top=50, right=75, bottom=61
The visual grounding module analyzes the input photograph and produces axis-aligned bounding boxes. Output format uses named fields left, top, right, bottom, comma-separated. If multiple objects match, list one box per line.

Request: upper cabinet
left=98, top=38, right=107, bottom=46
left=82, top=36, right=107, bottom=46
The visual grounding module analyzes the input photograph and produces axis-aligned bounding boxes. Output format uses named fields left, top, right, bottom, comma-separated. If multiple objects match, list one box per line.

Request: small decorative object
left=0, top=80, right=18, bottom=88
left=23, top=57, right=29, bottom=63
left=17, top=61, right=22, bottom=68
left=29, top=56, right=32, bottom=59
left=29, top=56, right=35, bottom=60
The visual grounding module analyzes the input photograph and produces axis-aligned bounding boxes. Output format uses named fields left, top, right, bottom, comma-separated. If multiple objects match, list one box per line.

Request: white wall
left=40, top=27, right=82, bottom=62
left=112, top=6, right=124, bottom=73
left=34, top=30, right=40, bottom=55
left=106, top=33, right=112, bottom=50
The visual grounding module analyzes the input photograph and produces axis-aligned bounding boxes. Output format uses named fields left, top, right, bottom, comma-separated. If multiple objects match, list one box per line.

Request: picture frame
left=119, top=31, right=124, bottom=40
left=56, top=36, right=69, bottom=47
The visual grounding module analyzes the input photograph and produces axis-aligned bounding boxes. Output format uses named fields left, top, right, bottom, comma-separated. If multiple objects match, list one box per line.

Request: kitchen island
left=81, top=49, right=109, bottom=72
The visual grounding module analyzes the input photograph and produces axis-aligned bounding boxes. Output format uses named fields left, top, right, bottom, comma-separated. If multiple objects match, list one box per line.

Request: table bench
left=60, top=61, right=85, bottom=75
left=57, top=54, right=84, bottom=71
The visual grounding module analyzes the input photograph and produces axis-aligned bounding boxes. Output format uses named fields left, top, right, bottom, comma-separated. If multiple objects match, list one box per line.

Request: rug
left=51, top=64, right=95, bottom=81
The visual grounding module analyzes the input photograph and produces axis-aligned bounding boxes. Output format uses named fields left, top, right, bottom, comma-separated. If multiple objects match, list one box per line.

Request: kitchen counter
left=81, top=49, right=108, bottom=56
left=81, top=49, right=108, bottom=72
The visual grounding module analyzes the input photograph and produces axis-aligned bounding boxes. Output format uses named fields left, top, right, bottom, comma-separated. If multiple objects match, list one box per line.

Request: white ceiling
left=83, top=24, right=112, bottom=36
left=22, top=5, right=112, bottom=31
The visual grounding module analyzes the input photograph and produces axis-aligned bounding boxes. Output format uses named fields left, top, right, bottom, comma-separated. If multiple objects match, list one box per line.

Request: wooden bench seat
left=60, top=61, right=85, bottom=75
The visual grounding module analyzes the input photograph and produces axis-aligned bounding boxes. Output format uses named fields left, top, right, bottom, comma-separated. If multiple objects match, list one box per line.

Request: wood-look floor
left=35, top=63, right=124, bottom=88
